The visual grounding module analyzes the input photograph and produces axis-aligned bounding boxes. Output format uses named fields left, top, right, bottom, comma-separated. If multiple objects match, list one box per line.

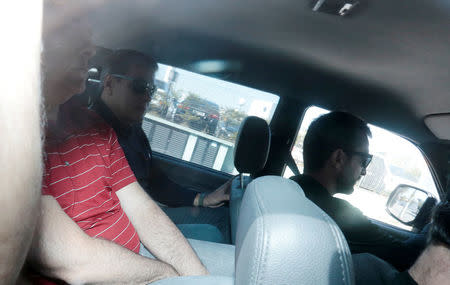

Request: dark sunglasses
left=343, top=150, right=373, bottom=169
left=110, top=74, right=156, bottom=97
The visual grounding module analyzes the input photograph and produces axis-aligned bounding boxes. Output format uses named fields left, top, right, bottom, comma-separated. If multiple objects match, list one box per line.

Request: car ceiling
left=85, top=0, right=450, bottom=144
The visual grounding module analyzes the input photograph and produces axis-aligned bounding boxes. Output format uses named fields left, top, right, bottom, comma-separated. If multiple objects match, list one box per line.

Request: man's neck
left=100, top=96, right=134, bottom=128
left=409, top=244, right=450, bottom=285
left=305, top=171, right=337, bottom=196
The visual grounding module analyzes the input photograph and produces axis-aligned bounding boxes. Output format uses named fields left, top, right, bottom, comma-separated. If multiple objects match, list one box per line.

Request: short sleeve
left=107, top=129, right=137, bottom=192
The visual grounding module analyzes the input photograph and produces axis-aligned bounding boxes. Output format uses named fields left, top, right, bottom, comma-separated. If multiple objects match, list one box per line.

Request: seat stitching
left=253, top=179, right=270, bottom=285
left=317, top=208, right=348, bottom=284
left=248, top=179, right=264, bottom=284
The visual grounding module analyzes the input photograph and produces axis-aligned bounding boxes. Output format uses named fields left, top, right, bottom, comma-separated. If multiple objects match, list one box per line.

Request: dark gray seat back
left=230, top=116, right=270, bottom=243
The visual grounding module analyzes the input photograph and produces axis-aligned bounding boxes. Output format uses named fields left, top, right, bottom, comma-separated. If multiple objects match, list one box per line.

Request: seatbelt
left=286, top=153, right=301, bottom=177
left=446, top=149, right=450, bottom=201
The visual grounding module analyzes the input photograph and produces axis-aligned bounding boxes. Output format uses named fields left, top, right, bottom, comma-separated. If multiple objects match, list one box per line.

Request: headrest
left=235, top=176, right=354, bottom=285
left=86, top=78, right=103, bottom=106
left=70, top=78, right=102, bottom=108
left=233, top=116, right=270, bottom=174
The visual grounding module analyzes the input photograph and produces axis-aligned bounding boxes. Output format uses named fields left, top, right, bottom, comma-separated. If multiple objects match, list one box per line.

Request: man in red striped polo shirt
left=43, top=106, right=144, bottom=254
left=28, top=2, right=211, bottom=284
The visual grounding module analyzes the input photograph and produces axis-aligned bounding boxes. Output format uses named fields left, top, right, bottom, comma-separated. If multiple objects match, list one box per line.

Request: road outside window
left=286, top=106, right=440, bottom=231
left=142, top=63, right=279, bottom=174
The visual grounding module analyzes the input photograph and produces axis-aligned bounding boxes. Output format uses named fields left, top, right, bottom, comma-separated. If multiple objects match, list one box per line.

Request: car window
left=142, top=63, right=279, bottom=174
left=285, top=106, right=440, bottom=231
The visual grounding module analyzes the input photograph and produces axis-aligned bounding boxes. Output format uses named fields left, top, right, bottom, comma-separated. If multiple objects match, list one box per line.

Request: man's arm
left=116, top=182, right=209, bottom=276
left=338, top=199, right=421, bottom=271
left=28, top=196, right=178, bottom=284
left=0, top=1, right=43, bottom=283
left=148, top=166, right=231, bottom=208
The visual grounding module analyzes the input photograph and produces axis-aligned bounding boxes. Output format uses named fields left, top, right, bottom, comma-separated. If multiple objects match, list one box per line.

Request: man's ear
left=330, top=149, right=346, bottom=171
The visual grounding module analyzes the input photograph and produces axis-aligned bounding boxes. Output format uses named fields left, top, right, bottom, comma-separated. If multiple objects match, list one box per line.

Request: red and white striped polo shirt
left=42, top=107, right=141, bottom=254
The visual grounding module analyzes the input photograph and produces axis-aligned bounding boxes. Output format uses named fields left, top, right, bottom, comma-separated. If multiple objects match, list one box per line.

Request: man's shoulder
left=291, top=175, right=364, bottom=211
left=332, top=196, right=366, bottom=218
left=45, top=105, right=116, bottom=154
left=290, top=175, right=318, bottom=193
left=328, top=196, right=379, bottom=239
left=51, top=101, right=110, bottom=135
left=290, top=174, right=302, bottom=184
left=290, top=174, right=369, bottom=223
left=290, top=175, right=329, bottom=201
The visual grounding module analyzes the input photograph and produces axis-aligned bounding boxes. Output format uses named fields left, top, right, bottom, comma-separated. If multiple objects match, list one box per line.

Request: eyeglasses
left=110, top=74, right=156, bottom=98
left=344, top=150, right=373, bottom=169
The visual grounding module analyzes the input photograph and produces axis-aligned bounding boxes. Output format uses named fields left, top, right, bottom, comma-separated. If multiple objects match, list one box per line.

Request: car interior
left=48, top=0, right=450, bottom=284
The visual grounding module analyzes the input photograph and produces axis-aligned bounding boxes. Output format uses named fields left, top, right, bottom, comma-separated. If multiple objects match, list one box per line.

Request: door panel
left=151, top=152, right=232, bottom=193
left=371, top=219, right=421, bottom=241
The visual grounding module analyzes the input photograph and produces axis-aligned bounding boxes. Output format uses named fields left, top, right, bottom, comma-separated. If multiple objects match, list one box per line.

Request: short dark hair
left=101, top=49, right=158, bottom=81
left=303, top=111, right=372, bottom=172
left=427, top=201, right=450, bottom=248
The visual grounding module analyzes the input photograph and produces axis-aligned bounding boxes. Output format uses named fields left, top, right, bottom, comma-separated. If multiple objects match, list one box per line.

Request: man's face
left=107, top=64, right=156, bottom=124
left=336, top=137, right=370, bottom=194
left=43, top=20, right=96, bottom=105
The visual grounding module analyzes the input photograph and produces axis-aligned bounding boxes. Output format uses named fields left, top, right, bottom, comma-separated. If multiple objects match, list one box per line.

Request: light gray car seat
left=153, top=176, right=354, bottom=285
left=230, top=116, right=271, bottom=244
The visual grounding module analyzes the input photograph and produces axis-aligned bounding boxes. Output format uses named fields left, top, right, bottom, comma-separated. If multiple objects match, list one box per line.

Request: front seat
left=235, top=176, right=354, bottom=285
left=153, top=176, right=354, bottom=285
left=230, top=116, right=271, bottom=244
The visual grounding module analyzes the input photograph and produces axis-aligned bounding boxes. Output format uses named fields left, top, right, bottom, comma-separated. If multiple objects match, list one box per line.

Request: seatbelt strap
left=286, top=153, right=301, bottom=177
left=446, top=150, right=450, bottom=201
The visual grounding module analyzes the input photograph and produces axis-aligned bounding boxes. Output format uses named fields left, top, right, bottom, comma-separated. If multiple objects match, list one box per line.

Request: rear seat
left=229, top=116, right=271, bottom=244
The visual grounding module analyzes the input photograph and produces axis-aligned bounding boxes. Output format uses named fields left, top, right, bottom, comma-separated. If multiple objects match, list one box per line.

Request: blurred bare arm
left=0, top=1, right=43, bottom=283
left=28, top=196, right=178, bottom=284
left=117, top=182, right=208, bottom=276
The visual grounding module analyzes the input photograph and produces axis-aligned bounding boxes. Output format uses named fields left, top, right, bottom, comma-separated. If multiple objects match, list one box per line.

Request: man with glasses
left=291, top=111, right=421, bottom=271
left=91, top=50, right=231, bottom=243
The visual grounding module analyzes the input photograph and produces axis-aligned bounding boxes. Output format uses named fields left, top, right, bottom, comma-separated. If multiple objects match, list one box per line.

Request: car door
left=143, top=62, right=280, bottom=196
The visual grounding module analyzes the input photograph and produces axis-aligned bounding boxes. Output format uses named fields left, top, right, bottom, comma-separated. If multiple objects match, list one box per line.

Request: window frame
left=145, top=63, right=280, bottom=175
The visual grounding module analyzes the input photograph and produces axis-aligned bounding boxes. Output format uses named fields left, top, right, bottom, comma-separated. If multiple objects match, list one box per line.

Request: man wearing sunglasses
left=92, top=49, right=231, bottom=243
left=290, top=111, right=422, bottom=271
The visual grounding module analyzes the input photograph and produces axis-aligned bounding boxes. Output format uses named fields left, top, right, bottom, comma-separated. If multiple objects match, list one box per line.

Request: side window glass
left=288, top=106, right=440, bottom=231
left=142, top=64, right=279, bottom=174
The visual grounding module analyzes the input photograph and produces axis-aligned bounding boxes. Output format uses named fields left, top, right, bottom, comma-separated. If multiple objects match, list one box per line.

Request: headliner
left=84, top=0, right=450, bottom=144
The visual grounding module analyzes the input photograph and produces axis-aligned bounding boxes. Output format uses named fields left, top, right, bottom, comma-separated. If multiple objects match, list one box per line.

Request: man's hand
left=201, top=178, right=233, bottom=208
